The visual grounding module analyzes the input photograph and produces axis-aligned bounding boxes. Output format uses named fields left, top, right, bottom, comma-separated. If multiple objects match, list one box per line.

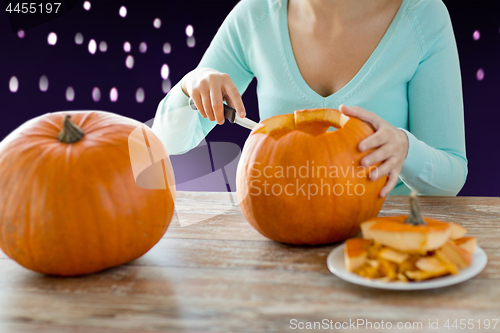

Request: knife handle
left=189, top=97, right=236, bottom=124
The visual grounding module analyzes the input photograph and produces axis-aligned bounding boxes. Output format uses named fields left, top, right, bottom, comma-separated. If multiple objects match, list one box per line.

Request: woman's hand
left=181, top=68, right=246, bottom=124
left=339, top=105, right=409, bottom=198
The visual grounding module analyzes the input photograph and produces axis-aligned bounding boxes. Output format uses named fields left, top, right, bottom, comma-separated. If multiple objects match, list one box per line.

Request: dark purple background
left=0, top=0, right=499, bottom=196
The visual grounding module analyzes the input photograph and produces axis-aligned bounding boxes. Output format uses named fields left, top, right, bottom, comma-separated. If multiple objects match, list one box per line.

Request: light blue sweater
left=152, top=0, right=467, bottom=196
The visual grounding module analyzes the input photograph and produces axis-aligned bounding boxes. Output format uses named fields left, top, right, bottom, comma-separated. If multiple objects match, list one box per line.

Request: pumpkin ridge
left=91, top=149, right=116, bottom=271
left=97, top=143, right=133, bottom=266
left=38, top=116, right=63, bottom=134
left=5, top=143, right=51, bottom=272
left=75, top=111, right=95, bottom=129
left=24, top=179, right=39, bottom=273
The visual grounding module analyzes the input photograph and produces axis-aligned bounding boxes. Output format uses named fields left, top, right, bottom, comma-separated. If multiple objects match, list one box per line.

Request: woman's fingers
left=359, top=129, right=388, bottom=152
left=361, top=143, right=393, bottom=168
left=223, top=78, right=246, bottom=118
left=191, top=92, right=207, bottom=118
left=184, top=68, right=245, bottom=123
left=380, top=168, right=400, bottom=198
left=370, top=156, right=398, bottom=181
left=336, top=105, right=408, bottom=197
left=339, top=105, right=381, bottom=129
left=200, top=88, right=218, bottom=123
left=210, top=80, right=225, bottom=124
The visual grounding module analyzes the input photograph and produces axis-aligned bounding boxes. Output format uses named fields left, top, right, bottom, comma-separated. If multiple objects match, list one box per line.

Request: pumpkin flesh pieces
left=350, top=195, right=475, bottom=282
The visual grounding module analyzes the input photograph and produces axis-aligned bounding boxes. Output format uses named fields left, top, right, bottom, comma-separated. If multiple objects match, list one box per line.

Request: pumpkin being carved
left=0, top=111, right=176, bottom=276
left=236, top=108, right=387, bottom=245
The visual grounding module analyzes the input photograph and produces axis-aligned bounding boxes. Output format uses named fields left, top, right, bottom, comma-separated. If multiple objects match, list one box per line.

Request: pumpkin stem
left=58, top=115, right=84, bottom=143
left=404, top=191, right=427, bottom=226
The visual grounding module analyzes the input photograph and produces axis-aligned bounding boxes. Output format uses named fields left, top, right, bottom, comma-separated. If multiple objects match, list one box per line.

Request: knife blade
left=189, top=97, right=258, bottom=130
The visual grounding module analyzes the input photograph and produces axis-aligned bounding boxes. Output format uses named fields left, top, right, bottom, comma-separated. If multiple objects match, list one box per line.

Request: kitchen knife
left=189, top=97, right=258, bottom=130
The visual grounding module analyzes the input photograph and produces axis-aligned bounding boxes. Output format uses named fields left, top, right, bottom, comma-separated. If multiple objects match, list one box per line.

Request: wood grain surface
left=0, top=192, right=499, bottom=333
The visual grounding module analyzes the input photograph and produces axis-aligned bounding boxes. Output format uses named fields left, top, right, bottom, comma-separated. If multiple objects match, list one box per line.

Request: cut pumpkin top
left=365, top=216, right=451, bottom=234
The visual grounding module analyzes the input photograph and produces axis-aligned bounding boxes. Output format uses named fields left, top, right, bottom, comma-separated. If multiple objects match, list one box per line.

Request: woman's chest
left=287, top=2, right=402, bottom=98
left=288, top=30, right=381, bottom=97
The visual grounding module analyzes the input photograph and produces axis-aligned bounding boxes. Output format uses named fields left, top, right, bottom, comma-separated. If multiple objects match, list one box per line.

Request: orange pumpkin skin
left=236, top=108, right=387, bottom=245
left=0, top=111, right=176, bottom=276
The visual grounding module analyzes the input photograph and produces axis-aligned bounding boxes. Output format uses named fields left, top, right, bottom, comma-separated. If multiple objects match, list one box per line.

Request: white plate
left=327, top=243, right=488, bottom=290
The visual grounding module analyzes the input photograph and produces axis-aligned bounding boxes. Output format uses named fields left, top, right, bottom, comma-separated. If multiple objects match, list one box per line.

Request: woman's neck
left=289, top=0, right=398, bottom=27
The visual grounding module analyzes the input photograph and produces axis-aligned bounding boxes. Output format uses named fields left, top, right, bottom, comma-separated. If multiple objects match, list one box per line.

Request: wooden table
left=1, top=192, right=499, bottom=333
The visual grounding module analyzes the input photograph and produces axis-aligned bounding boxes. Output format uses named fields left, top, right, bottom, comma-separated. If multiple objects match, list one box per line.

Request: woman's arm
left=152, top=2, right=254, bottom=155
left=341, top=1, right=467, bottom=197
left=399, top=0, right=467, bottom=196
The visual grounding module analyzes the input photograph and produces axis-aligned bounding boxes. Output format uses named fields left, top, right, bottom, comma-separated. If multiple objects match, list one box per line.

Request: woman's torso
left=197, top=0, right=434, bottom=194
left=287, top=0, right=403, bottom=97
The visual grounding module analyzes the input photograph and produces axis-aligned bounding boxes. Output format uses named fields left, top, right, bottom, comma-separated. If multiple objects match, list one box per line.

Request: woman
left=152, top=0, right=467, bottom=197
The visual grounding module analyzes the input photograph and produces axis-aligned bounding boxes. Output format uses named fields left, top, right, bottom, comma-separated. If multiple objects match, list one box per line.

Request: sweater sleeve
left=399, top=0, right=467, bottom=196
left=151, top=1, right=255, bottom=155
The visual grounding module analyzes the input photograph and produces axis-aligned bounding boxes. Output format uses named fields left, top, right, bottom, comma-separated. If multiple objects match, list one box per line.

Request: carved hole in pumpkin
left=294, top=109, right=349, bottom=136
left=253, top=113, right=295, bottom=140
left=253, top=109, right=349, bottom=140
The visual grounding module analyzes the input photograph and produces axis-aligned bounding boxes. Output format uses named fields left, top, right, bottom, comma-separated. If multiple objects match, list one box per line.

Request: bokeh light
left=139, top=42, right=147, bottom=53
left=476, top=68, right=485, bottom=81
left=39, top=75, right=49, bottom=92
left=123, top=41, right=131, bottom=52
left=99, top=41, right=108, bottom=52
left=119, top=6, right=127, bottom=18
left=163, top=42, right=171, bottom=54
left=66, top=86, right=75, bottom=101
left=88, top=39, right=97, bottom=54
left=153, top=18, right=161, bottom=29
left=17, top=29, right=25, bottom=38
left=136, top=88, right=145, bottom=103
left=110, top=87, right=118, bottom=102
left=126, top=55, right=134, bottom=69
left=75, top=32, right=84, bottom=45
left=161, top=64, right=169, bottom=80
left=185, top=25, right=194, bottom=37
left=47, top=32, right=57, bottom=45
left=162, top=79, right=171, bottom=94
left=92, top=87, right=101, bottom=102
left=473, top=30, right=480, bottom=40
left=9, top=76, right=19, bottom=93
left=187, top=36, right=196, bottom=48
left=83, top=1, right=91, bottom=10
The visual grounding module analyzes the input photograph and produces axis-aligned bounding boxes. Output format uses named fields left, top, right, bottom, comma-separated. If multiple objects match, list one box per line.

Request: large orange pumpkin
left=0, top=111, right=175, bottom=276
left=236, top=108, right=387, bottom=245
